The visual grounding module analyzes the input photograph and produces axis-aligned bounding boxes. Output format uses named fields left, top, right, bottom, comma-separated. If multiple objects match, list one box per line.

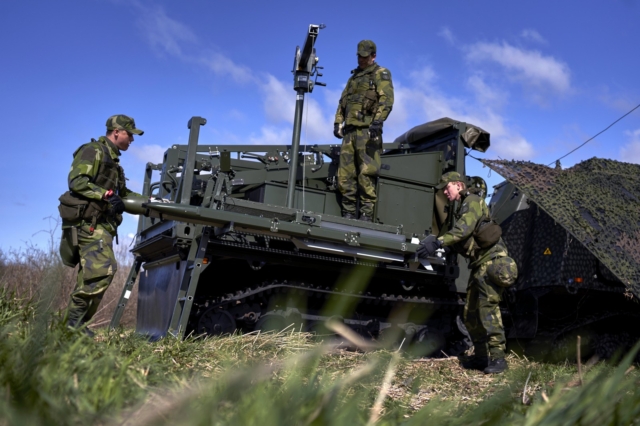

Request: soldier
left=333, top=40, right=394, bottom=221
left=58, top=115, right=144, bottom=337
left=417, top=172, right=518, bottom=374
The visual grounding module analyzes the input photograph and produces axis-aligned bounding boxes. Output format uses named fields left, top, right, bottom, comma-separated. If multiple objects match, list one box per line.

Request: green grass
left=1, top=286, right=640, bottom=426
left=3, top=221, right=638, bottom=424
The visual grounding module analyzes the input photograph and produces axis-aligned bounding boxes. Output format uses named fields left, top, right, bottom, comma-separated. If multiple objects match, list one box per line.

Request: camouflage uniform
left=436, top=172, right=518, bottom=359
left=335, top=40, right=394, bottom=218
left=59, top=115, right=143, bottom=326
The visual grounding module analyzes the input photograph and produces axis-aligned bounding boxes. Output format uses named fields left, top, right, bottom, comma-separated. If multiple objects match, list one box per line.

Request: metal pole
left=286, top=89, right=305, bottom=208
left=180, top=116, right=207, bottom=205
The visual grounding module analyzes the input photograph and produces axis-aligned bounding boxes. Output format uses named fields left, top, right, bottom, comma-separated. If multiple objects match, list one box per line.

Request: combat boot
left=342, top=212, right=356, bottom=220
left=460, top=356, right=489, bottom=371
left=359, top=214, right=372, bottom=222
left=484, top=358, right=507, bottom=374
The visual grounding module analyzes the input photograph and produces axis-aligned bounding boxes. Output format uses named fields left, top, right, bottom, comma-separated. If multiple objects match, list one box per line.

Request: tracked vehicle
left=110, top=24, right=640, bottom=360
left=109, top=25, right=492, bottom=353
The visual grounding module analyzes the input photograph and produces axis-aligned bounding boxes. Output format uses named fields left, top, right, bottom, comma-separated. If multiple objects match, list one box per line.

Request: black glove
left=368, top=120, right=383, bottom=139
left=333, top=123, right=343, bottom=139
left=416, top=235, right=442, bottom=259
left=107, top=193, right=125, bottom=215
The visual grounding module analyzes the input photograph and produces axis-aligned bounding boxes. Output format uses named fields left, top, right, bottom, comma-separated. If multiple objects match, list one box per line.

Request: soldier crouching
left=417, top=171, right=518, bottom=374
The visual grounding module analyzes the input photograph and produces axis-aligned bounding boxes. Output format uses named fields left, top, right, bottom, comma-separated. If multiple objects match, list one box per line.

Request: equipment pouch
left=58, top=191, right=108, bottom=222
left=362, top=89, right=378, bottom=115
left=487, top=256, right=518, bottom=287
left=474, top=219, right=502, bottom=248
left=58, top=191, right=89, bottom=221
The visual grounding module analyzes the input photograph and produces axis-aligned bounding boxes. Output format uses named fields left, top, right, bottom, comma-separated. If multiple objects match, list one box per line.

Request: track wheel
left=197, top=308, right=236, bottom=336
left=255, top=311, right=289, bottom=333
left=409, top=327, right=446, bottom=358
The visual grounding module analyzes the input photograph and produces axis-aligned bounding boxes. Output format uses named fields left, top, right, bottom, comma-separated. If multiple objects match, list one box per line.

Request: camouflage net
left=481, top=158, right=640, bottom=296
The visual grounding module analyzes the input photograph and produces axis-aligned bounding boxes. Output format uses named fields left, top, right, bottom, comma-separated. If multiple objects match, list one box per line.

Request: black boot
left=484, top=358, right=507, bottom=374
left=460, top=356, right=489, bottom=371
left=342, top=212, right=356, bottom=220
left=67, top=318, right=95, bottom=338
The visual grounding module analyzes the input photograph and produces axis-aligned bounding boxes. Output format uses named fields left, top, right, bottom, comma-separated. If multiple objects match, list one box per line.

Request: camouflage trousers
left=337, top=128, right=382, bottom=217
left=464, top=257, right=514, bottom=359
left=59, top=223, right=117, bottom=324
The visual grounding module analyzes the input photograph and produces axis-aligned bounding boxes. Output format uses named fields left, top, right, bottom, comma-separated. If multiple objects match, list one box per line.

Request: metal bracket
left=295, top=211, right=322, bottom=226
left=270, top=218, right=279, bottom=232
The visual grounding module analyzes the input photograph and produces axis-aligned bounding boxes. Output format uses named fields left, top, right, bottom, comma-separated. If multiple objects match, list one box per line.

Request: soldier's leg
left=66, top=224, right=117, bottom=325
left=463, top=278, right=489, bottom=358
left=355, top=129, right=382, bottom=217
left=337, top=132, right=358, bottom=215
left=475, top=262, right=507, bottom=359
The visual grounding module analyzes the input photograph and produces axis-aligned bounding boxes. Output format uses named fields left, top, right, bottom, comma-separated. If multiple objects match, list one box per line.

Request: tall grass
left=0, top=218, right=136, bottom=328
left=1, top=222, right=639, bottom=425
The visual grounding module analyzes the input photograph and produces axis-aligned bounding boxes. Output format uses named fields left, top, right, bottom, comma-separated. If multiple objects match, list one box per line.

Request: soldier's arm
left=119, top=180, right=142, bottom=200
left=334, top=84, right=349, bottom=124
left=373, top=68, right=394, bottom=122
left=68, top=144, right=107, bottom=201
left=440, top=197, right=482, bottom=246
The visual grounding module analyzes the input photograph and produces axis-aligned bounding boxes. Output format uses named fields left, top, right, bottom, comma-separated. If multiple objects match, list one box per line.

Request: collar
left=352, top=63, right=379, bottom=75
left=100, top=136, right=122, bottom=158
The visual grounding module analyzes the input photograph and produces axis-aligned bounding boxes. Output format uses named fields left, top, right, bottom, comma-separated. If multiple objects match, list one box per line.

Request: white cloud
left=466, top=41, right=571, bottom=95
left=200, top=52, right=255, bottom=84
left=129, top=144, right=168, bottom=164
left=438, top=27, right=456, bottom=45
left=620, top=129, right=640, bottom=164
left=136, top=5, right=197, bottom=57
left=520, top=29, right=547, bottom=44
left=260, top=74, right=333, bottom=143
left=248, top=126, right=291, bottom=145
left=466, top=74, right=508, bottom=107
left=385, top=66, right=534, bottom=160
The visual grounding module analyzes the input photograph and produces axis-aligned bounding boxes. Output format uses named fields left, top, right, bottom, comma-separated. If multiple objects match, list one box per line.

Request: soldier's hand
left=369, top=120, right=383, bottom=139
left=107, top=193, right=126, bottom=214
left=333, top=123, right=343, bottom=139
left=416, top=235, right=442, bottom=259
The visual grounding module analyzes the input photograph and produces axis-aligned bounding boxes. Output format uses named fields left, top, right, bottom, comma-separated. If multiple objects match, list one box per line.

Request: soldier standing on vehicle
left=333, top=40, right=394, bottom=222
left=417, top=172, right=518, bottom=374
left=58, top=115, right=144, bottom=337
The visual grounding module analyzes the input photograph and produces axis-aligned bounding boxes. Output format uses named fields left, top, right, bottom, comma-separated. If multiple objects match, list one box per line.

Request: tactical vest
left=58, top=139, right=124, bottom=226
left=77, top=139, right=124, bottom=192
left=450, top=192, right=502, bottom=256
left=340, top=64, right=381, bottom=126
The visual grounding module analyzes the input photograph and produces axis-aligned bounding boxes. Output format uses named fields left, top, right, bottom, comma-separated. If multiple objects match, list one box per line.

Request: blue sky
left=2, top=0, right=639, bottom=251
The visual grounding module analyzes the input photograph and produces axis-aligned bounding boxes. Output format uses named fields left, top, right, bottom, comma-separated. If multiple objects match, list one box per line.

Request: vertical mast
left=286, top=24, right=325, bottom=208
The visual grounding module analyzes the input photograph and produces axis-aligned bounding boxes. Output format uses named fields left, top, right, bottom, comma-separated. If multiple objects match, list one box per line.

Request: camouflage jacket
left=438, top=192, right=508, bottom=268
left=64, top=136, right=140, bottom=233
left=334, top=63, right=394, bottom=127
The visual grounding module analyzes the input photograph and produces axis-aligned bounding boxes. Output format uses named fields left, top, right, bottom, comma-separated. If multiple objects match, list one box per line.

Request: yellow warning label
left=543, top=248, right=552, bottom=255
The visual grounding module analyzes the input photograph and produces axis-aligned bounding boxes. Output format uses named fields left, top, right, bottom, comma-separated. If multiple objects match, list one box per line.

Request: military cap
left=106, top=114, right=144, bottom=135
left=357, top=40, right=377, bottom=57
left=436, top=171, right=465, bottom=190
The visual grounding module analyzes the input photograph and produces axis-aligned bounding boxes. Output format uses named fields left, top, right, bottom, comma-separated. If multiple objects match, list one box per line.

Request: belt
left=343, top=125, right=368, bottom=134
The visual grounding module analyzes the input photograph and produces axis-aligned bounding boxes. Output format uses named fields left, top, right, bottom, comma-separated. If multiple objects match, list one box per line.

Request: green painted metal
left=375, top=179, right=434, bottom=237
left=167, top=225, right=211, bottom=338
left=109, top=257, right=143, bottom=330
